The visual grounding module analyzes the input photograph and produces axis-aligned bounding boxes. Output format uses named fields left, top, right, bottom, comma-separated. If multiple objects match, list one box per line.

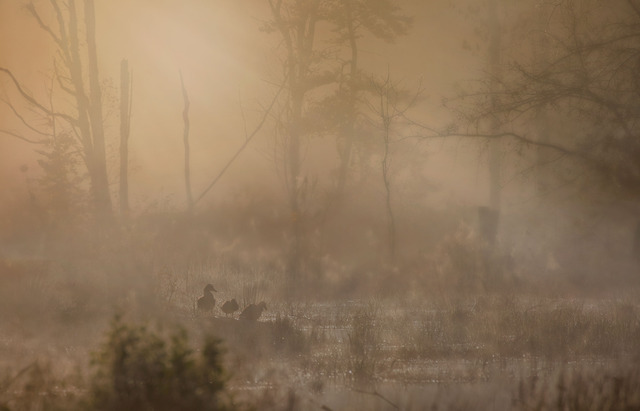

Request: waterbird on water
left=197, top=284, right=217, bottom=314
left=239, top=301, right=267, bottom=321
left=221, top=299, right=240, bottom=317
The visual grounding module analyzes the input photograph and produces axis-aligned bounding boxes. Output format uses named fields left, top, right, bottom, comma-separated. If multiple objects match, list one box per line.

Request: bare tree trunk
left=286, top=84, right=304, bottom=283
left=180, top=71, right=194, bottom=212
left=377, top=76, right=396, bottom=262
left=66, top=0, right=96, bottom=201
left=533, top=4, right=553, bottom=197
left=486, top=0, right=502, bottom=244
left=382, top=123, right=396, bottom=262
left=634, top=221, right=640, bottom=261
left=119, top=59, right=131, bottom=221
left=334, top=0, right=358, bottom=204
left=84, top=0, right=113, bottom=223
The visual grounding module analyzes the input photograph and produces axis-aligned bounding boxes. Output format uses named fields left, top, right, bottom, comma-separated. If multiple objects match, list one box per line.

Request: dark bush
left=89, top=315, right=233, bottom=411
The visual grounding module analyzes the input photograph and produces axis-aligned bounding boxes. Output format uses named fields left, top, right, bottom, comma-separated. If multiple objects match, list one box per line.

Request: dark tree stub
left=478, top=206, right=500, bottom=245
left=633, top=221, right=640, bottom=261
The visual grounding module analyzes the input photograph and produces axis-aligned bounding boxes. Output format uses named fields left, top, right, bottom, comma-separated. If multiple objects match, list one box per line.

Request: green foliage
left=89, top=315, right=233, bottom=411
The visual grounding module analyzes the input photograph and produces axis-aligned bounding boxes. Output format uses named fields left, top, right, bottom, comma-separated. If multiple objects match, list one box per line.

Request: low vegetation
left=2, top=264, right=639, bottom=410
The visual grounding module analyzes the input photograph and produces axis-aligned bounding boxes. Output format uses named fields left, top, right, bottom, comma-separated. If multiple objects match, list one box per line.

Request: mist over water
left=1, top=0, right=640, bottom=409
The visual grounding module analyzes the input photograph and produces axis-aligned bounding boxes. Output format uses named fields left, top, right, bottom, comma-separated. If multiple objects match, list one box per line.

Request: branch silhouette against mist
left=363, top=73, right=423, bottom=261
left=194, top=81, right=286, bottom=205
left=434, top=0, right=640, bottom=195
left=0, top=129, right=48, bottom=145
left=404, top=116, right=640, bottom=192
left=0, top=67, right=78, bottom=127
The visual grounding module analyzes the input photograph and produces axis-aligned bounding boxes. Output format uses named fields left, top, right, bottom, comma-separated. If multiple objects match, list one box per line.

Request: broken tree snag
left=119, top=59, right=131, bottom=220
left=179, top=71, right=194, bottom=212
left=84, top=0, right=113, bottom=222
left=633, top=221, right=640, bottom=261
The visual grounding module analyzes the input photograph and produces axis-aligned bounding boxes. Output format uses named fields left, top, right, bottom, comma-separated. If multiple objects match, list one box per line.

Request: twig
left=0, top=362, right=36, bottom=394
left=353, top=388, right=399, bottom=410
left=0, top=129, right=48, bottom=144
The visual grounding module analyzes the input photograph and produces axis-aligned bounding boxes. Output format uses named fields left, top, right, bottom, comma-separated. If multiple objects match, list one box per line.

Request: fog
left=1, top=0, right=639, bottom=409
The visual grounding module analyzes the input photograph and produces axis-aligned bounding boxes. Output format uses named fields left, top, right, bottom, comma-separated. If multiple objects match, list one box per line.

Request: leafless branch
left=629, top=0, right=640, bottom=18
left=195, top=80, right=287, bottom=205
left=352, top=388, right=399, bottom=410
left=0, top=362, right=36, bottom=394
left=1, top=97, right=51, bottom=137
left=0, top=129, right=48, bottom=145
left=0, top=67, right=78, bottom=126
left=25, top=2, right=62, bottom=47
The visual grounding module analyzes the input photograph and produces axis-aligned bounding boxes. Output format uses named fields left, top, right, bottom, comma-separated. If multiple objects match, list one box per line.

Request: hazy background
left=1, top=0, right=484, bottom=206
left=1, top=0, right=638, bottom=294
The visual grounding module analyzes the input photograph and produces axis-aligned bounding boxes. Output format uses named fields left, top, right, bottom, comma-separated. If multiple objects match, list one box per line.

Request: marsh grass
left=515, top=365, right=640, bottom=410
left=0, top=361, right=81, bottom=411
left=2, top=250, right=640, bottom=410
left=346, top=306, right=382, bottom=385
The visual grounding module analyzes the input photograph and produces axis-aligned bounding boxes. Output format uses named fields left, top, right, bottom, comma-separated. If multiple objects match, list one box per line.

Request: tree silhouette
left=0, top=0, right=112, bottom=224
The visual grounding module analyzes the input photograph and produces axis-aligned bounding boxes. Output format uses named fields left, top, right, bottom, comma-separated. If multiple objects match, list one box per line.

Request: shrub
left=89, top=315, right=233, bottom=411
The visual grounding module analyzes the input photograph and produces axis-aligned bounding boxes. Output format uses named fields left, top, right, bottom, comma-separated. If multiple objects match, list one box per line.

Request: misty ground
left=1, top=206, right=639, bottom=410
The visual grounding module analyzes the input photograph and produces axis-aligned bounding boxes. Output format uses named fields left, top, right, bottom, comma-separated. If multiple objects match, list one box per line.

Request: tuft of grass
left=272, top=315, right=307, bottom=354
left=346, top=307, right=381, bottom=385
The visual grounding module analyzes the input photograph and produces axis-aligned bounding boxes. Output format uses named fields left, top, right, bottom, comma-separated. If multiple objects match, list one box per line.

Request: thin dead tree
left=476, top=0, right=505, bottom=246
left=119, top=59, right=132, bottom=221
left=179, top=71, right=194, bottom=213
left=367, top=73, right=422, bottom=262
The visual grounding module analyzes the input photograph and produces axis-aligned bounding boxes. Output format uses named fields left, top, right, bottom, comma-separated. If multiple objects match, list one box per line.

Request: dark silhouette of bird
left=239, top=301, right=267, bottom=321
left=221, top=299, right=240, bottom=317
left=197, top=284, right=217, bottom=314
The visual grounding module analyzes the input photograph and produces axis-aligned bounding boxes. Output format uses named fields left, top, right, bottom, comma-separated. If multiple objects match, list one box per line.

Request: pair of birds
left=196, top=284, right=267, bottom=321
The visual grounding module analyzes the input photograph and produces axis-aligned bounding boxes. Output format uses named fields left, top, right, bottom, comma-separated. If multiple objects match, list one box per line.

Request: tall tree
left=263, top=0, right=412, bottom=282
left=366, top=73, right=422, bottom=262
left=0, top=0, right=113, bottom=223
left=265, top=0, right=335, bottom=283
left=449, top=0, right=640, bottom=255
left=327, top=0, right=411, bottom=205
